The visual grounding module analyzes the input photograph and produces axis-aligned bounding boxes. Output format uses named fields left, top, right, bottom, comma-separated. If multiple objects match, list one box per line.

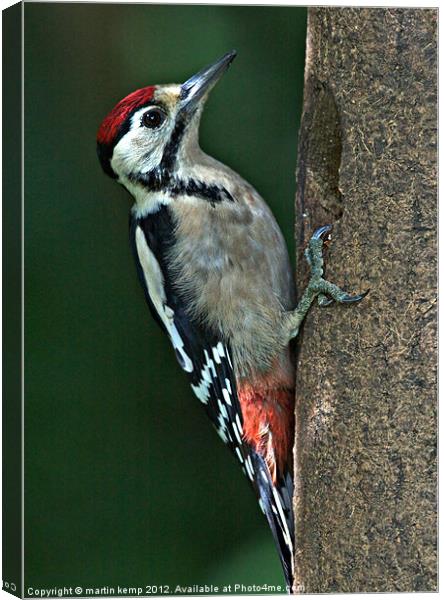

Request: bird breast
left=169, top=195, right=295, bottom=379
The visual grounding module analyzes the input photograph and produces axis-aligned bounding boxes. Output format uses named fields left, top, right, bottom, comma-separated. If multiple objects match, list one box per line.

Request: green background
left=24, top=2, right=306, bottom=593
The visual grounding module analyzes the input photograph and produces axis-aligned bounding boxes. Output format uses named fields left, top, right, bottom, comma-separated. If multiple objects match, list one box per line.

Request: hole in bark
left=304, top=77, right=344, bottom=220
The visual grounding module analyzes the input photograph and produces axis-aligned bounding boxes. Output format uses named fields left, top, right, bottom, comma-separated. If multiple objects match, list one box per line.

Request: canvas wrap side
left=3, top=2, right=23, bottom=598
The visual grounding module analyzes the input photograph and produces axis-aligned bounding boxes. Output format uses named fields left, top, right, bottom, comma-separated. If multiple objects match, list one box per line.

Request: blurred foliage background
left=24, top=2, right=306, bottom=592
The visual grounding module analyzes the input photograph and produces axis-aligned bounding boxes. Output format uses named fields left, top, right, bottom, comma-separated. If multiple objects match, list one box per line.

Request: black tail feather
left=251, top=453, right=294, bottom=591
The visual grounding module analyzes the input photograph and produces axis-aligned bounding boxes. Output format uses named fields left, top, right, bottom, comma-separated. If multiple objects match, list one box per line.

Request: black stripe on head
left=128, top=110, right=234, bottom=205
left=160, top=113, right=189, bottom=173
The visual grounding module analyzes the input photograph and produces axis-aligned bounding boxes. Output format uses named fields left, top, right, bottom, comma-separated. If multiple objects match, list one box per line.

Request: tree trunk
left=293, top=8, right=437, bottom=593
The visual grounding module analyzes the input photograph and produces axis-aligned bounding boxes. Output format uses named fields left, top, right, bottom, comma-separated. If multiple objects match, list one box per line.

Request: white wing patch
left=190, top=348, right=221, bottom=404
left=135, top=226, right=193, bottom=373
left=190, top=343, right=246, bottom=455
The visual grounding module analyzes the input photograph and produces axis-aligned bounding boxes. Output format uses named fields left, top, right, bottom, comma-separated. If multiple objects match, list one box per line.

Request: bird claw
left=307, top=225, right=369, bottom=308
left=317, top=286, right=369, bottom=307
left=338, top=289, right=370, bottom=304
left=306, top=224, right=333, bottom=268
left=318, top=294, right=333, bottom=307
left=312, top=224, right=332, bottom=240
left=287, top=227, right=368, bottom=342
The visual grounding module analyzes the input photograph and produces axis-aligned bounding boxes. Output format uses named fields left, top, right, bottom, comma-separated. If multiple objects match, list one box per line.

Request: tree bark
left=293, top=8, right=437, bottom=593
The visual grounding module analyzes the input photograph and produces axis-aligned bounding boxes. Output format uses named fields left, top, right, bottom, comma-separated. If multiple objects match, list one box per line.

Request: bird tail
left=251, top=452, right=295, bottom=591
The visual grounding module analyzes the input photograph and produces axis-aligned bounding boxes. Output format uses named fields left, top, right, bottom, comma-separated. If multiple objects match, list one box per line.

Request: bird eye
left=142, top=108, right=166, bottom=129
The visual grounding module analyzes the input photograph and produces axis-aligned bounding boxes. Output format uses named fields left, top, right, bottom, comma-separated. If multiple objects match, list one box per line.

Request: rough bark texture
left=293, top=8, right=436, bottom=593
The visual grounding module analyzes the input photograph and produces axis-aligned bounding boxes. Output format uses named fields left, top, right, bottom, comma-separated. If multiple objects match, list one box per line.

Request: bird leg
left=283, top=225, right=368, bottom=343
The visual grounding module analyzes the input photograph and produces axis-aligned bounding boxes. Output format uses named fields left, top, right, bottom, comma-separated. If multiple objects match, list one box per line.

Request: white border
left=0, top=2, right=439, bottom=600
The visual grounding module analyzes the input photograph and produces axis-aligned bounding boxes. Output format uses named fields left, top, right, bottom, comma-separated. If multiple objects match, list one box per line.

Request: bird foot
left=284, top=225, right=369, bottom=341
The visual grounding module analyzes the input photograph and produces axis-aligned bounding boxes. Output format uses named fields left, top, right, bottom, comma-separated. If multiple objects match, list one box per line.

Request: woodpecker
left=97, top=51, right=366, bottom=589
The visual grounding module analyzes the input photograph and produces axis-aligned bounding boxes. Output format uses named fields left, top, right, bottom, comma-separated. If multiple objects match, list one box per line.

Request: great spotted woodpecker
left=96, top=51, right=366, bottom=589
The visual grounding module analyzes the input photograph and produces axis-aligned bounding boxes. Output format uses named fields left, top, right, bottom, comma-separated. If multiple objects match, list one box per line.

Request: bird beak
left=180, top=50, right=237, bottom=113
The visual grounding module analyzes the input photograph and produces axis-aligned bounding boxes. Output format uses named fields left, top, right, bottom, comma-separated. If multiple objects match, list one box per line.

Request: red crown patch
left=97, top=86, right=156, bottom=146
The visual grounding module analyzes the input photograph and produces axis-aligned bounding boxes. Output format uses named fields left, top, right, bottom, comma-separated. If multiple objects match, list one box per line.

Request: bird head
left=97, top=51, right=237, bottom=184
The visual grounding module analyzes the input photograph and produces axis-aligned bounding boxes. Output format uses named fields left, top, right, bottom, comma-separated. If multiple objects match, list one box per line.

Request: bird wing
left=131, top=207, right=294, bottom=587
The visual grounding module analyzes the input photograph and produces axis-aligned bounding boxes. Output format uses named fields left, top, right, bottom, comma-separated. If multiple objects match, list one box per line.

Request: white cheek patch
left=111, top=106, right=175, bottom=177
left=111, top=128, right=164, bottom=176
left=135, top=226, right=193, bottom=373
